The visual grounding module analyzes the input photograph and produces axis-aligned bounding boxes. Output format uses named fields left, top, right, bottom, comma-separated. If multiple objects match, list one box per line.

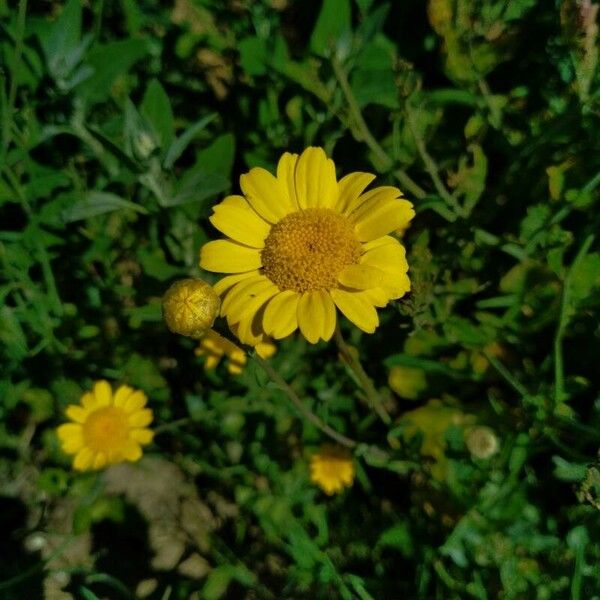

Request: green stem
left=330, top=56, right=426, bottom=200
left=405, top=101, right=464, bottom=217
left=483, top=350, right=529, bottom=399
left=334, top=324, right=391, bottom=425
left=554, top=234, right=595, bottom=404
left=252, top=352, right=357, bottom=448
left=1, top=0, right=28, bottom=163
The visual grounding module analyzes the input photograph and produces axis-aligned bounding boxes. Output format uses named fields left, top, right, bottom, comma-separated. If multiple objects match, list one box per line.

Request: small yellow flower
left=310, top=444, right=355, bottom=495
left=195, top=329, right=276, bottom=375
left=200, top=147, right=414, bottom=345
left=57, top=381, right=154, bottom=471
left=162, top=278, right=220, bottom=339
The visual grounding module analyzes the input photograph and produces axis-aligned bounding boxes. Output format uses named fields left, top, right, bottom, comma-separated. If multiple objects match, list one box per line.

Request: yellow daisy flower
left=56, top=380, right=154, bottom=471
left=195, top=329, right=276, bottom=375
left=200, top=147, right=414, bottom=345
left=310, top=444, right=355, bottom=495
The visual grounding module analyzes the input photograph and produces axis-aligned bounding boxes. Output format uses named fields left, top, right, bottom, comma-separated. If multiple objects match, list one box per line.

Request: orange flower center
left=261, top=209, right=361, bottom=293
left=82, top=406, right=129, bottom=453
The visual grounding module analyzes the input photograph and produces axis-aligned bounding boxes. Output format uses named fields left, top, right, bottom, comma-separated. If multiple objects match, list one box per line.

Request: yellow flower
left=162, top=278, right=220, bottom=339
left=195, top=329, right=276, bottom=375
left=57, top=381, right=154, bottom=471
left=310, top=444, right=355, bottom=495
left=200, top=147, right=414, bottom=345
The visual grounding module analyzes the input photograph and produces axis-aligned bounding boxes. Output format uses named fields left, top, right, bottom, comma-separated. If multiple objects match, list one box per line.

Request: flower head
left=57, top=381, right=154, bottom=471
left=195, top=329, right=276, bottom=375
left=465, top=426, right=499, bottom=459
left=310, top=444, right=355, bottom=495
left=162, top=278, right=220, bottom=339
left=200, top=147, right=414, bottom=345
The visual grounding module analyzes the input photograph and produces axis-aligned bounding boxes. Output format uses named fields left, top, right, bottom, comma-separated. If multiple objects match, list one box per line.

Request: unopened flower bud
left=162, top=279, right=220, bottom=339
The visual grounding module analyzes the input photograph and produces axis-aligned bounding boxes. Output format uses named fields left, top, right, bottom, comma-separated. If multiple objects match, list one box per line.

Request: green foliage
left=1, top=0, right=600, bottom=598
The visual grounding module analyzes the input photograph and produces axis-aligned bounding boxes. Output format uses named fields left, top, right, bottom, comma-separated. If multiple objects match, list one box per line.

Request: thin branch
left=554, top=234, right=595, bottom=404
left=330, top=56, right=427, bottom=200
left=334, top=324, right=391, bottom=425
left=405, top=101, right=464, bottom=217
left=252, top=353, right=358, bottom=449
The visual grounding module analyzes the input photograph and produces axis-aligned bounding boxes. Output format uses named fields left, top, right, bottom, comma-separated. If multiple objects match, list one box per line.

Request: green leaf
left=62, top=191, right=147, bottom=222
left=310, top=0, right=351, bottom=57
left=163, top=113, right=218, bottom=169
left=167, top=165, right=229, bottom=207
left=77, top=39, right=148, bottom=102
left=194, top=133, right=235, bottom=178
left=376, top=521, right=414, bottom=557
left=141, top=79, right=175, bottom=150
left=238, top=37, right=268, bottom=76
left=40, top=0, right=81, bottom=63
left=350, top=35, right=399, bottom=108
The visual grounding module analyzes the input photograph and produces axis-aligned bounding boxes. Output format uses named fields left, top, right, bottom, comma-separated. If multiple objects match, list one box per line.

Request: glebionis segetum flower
left=57, top=381, right=154, bottom=471
left=200, top=147, right=414, bottom=345
left=195, top=328, right=276, bottom=375
left=310, top=444, right=355, bottom=495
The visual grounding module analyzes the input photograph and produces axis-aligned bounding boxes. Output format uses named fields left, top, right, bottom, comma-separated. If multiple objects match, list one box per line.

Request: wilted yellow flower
left=57, top=381, right=154, bottom=471
left=162, top=278, right=220, bottom=339
left=398, top=399, right=474, bottom=481
left=195, top=329, right=276, bottom=375
left=200, top=147, right=414, bottom=345
left=465, top=426, right=499, bottom=459
left=388, top=365, right=427, bottom=400
left=310, top=444, right=355, bottom=495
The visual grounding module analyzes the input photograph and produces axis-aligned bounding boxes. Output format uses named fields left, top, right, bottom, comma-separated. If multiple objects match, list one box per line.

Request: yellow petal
left=345, top=185, right=400, bottom=215
left=131, top=428, right=154, bottom=445
left=276, top=152, right=299, bottom=209
left=204, top=355, right=220, bottom=370
left=93, top=380, right=113, bottom=407
left=200, top=240, right=262, bottom=273
left=123, top=391, right=148, bottom=413
left=65, top=405, right=88, bottom=424
left=210, top=195, right=271, bottom=248
left=57, top=424, right=83, bottom=453
left=352, top=197, right=415, bottom=242
left=122, top=441, right=143, bottom=462
left=81, top=392, right=95, bottom=409
left=57, top=423, right=82, bottom=441
left=294, top=147, right=338, bottom=209
left=221, top=275, right=271, bottom=320
left=362, top=287, right=392, bottom=307
left=240, top=167, right=292, bottom=223
left=228, top=362, right=244, bottom=375
left=236, top=282, right=279, bottom=324
left=337, top=264, right=389, bottom=290
left=361, top=238, right=408, bottom=274
left=262, top=290, right=300, bottom=339
left=213, top=271, right=259, bottom=297
left=256, top=341, right=277, bottom=359
left=113, top=385, right=135, bottom=408
left=297, top=290, right=336, bottom=343
left=235, top=311, right=267, bottom=346
left=336, top=172, right=376, bottom=213
left=73, top=447, right=95, bottom=471
left=330, top=289, right=379, bottom=333
left=93, top=452, right=107, bottom=470
left=128, top=409, right=153, bottom=428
